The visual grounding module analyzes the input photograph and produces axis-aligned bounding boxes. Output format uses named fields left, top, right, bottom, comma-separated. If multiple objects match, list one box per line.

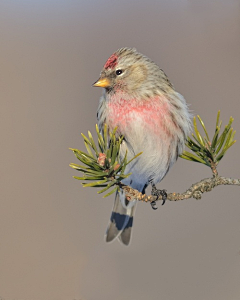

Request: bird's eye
left=116, top=69, right=123, bottom=76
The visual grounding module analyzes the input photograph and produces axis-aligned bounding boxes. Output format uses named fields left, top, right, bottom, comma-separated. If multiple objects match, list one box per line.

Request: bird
left=93, top=47, right=191, bottom=245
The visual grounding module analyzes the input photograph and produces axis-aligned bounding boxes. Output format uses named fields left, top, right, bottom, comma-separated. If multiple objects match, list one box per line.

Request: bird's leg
left=151, top=183, right=168, bottom=209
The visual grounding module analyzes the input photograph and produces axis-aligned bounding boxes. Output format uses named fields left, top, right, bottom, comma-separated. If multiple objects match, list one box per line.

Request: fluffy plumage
left=95, top=48, right=191, bottom=245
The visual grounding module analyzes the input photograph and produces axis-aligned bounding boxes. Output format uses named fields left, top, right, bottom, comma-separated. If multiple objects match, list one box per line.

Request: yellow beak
left=93, top=77, right=110, bottom=88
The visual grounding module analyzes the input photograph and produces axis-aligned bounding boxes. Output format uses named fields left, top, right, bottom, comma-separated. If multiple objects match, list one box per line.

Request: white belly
left=119, top=117, right=179, bottom=191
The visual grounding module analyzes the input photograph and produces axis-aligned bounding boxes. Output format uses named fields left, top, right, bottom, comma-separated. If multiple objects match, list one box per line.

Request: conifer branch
left=119, top=176, right=240, bottom=203
left=70, top=111, right=238, bottom=201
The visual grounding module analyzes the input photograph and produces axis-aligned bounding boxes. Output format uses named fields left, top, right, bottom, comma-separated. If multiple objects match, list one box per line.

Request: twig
left=120, top=176, right=240, bottom=203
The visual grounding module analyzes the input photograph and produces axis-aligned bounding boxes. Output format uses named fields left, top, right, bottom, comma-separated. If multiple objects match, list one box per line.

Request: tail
left=105, top=189, right=137, bottom=246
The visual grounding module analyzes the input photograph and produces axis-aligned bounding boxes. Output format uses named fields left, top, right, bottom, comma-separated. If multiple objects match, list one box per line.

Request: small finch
left=93, top=48, right=191, bottom=245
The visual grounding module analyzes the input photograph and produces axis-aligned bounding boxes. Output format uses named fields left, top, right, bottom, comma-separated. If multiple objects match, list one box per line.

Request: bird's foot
left=151, top=184, right=168, bottom=209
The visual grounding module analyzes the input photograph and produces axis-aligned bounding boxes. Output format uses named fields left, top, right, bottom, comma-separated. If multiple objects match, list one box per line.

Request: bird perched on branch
left=93, top=48, right=191, bottom=245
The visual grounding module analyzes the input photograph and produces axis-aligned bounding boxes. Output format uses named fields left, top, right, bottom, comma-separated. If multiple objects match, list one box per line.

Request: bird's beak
left=92, top=77, right=110, bottom=88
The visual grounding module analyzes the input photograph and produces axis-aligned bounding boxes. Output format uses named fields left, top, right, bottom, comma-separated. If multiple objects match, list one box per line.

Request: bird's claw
left=150, top=201, right=158, bottom=210
left=160, top=189, right=167, bottom=205
left=151, top=184, right=168, bottom=207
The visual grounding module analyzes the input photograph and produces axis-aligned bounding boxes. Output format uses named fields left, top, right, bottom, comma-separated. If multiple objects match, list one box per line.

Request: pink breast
left=107, top=96, right=171, bottom=135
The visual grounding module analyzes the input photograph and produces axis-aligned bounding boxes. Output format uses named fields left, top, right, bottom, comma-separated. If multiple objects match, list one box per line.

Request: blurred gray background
left=1, top=1, right=240, bottom=299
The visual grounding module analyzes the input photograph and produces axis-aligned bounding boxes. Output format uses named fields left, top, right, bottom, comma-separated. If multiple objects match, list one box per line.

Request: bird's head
left=93, top=48, right=155, bottom=96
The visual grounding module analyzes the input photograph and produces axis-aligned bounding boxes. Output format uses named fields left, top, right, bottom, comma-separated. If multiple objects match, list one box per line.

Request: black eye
left=116, top=69, right=123, bottom=75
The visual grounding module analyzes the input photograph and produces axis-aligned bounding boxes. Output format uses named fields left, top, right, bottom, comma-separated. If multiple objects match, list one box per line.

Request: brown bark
left=120, top=176, right=240, bottom=203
